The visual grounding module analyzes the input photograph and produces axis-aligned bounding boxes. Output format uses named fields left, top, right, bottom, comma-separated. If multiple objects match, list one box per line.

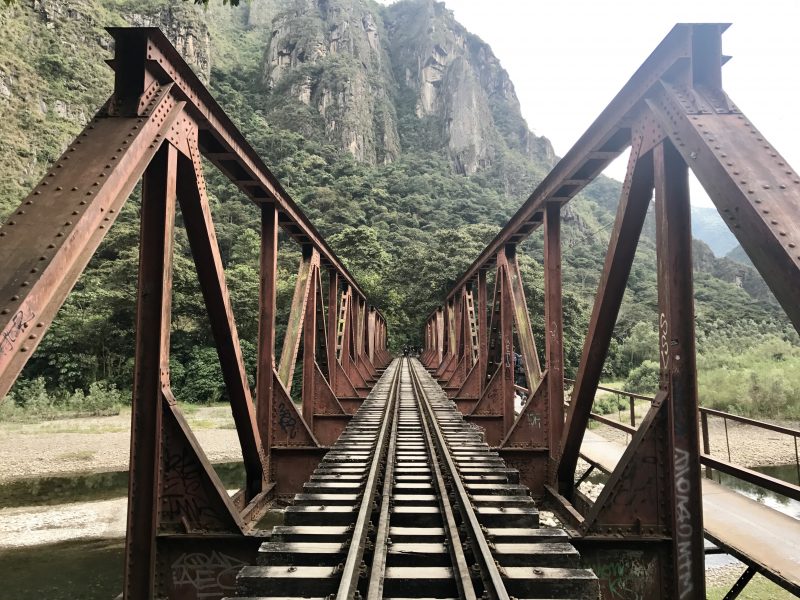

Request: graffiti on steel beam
left=673, top=446, right=694, bottom=598
left=162, top=447, right=216, bottom=528
left=0, top=308, right=35, bottom=355
left=277, top=401, right=298, bottom=439
left=658, top=313, right=668, bottom=372
left=590, top=550, right=654, bottom=600
left=171, top=551, right=247, bottom=599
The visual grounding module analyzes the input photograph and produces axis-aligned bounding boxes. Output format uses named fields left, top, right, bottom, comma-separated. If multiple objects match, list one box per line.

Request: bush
left=177, top=347, right=225, bottom=404
left=593, top=392, right=625, bottom=415
left=1, top=377, right=121, bottom=421
left=624, top=360, right=660, bottom=395
left=697, top=336, right=800, bottom=419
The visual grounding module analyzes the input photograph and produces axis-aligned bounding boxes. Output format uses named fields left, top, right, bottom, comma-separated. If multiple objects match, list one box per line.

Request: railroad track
left=229, top=358, right=599, bottom=599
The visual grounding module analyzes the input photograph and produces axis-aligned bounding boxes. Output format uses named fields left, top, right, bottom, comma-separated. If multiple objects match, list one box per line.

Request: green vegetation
left=0, top=0, right=796, bottom=424
left=0, top=378, right=123, bottom=421
left=707, top=573, right=795, bottom=600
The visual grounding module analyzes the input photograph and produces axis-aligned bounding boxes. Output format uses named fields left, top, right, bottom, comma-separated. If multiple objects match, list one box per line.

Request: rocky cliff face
left=0, top=0, right=553, bottom=191
left=385, top=0, right=553, bottom=174
left=124, top=4, right=212, bottom=82
left=262, top=0, right=401, bottom=164
left=257, top=0, right=554, bottom=173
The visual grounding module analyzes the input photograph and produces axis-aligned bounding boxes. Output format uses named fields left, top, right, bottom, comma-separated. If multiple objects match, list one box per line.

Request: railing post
left=701, top=410, right=711, bottom=478
left=629, top=395, right=636, bottom=428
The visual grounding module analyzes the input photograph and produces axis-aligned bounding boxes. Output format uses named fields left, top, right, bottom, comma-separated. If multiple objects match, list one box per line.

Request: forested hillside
left=0, top=0, right=797, bottom=417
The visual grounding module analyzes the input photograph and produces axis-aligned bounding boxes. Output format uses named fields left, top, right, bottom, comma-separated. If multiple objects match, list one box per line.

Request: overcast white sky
left=380, top=0, right=800, bottom=207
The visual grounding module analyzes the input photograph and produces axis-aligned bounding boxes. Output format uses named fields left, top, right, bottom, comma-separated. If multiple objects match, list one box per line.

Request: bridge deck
left=580, top=430, right=800, bottom=594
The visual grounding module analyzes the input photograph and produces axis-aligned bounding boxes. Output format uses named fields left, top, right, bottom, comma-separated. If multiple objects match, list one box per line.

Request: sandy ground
left=0, top=403, right=796, bottom=556
left=0, top=405, right=242, bottom=482
left=0, top=497, right=128, bottom=548
left=591, top=412, right=799, bottom=467
left=0, top=406, right=244, bottom=550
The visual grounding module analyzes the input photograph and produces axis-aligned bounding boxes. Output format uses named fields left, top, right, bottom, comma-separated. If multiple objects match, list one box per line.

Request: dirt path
left=0, top=405, right=242, bottom=483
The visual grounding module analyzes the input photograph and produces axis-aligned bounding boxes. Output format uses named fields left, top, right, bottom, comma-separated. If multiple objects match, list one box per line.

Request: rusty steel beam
left=544, top=202, right=564, bottom=469
left=477, top=269, right=488, bottom=385
left=277, top=246, right=318, bottom=389
left=107, top=27, right=373, bottom=305
left=177, top=144, right=265, bottom=501
left=0, top=87, right=184, bottom=399
left=432, top=24, right=727, bottom=309
left=655, top=139, right=705, bottom=597
left=256, top=204, right=279, bottom=462
left=123, top=143, right=177, bottom=600
left=648, top=81, right=800, bottom=332
left=506, top=244, right=542, bottom=388
left=557, top=139, right=654, bottom=495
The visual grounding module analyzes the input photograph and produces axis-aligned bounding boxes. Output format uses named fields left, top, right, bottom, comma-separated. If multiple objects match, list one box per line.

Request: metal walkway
left=580, top=429, right=800, bottom=595
left=228, top=358, right=599, bottom=599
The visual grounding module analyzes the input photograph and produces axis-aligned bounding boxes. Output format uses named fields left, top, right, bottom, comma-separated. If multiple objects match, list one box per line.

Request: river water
left=1, top=463, right=798, bottom=599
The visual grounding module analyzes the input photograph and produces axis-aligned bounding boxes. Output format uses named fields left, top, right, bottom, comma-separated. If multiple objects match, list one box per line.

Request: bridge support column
left=124, top=143, right=177, bottom=600
left=655, top=139, right=705, bottom=599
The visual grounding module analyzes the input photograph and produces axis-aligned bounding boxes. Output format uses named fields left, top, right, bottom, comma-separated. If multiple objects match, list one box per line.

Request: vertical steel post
left=123, top=143, right=177, bottom=600
left=302, top=265, right=318, bottom=428
left=257, top=205, right=278, bottom=451
left=655, top=139, right=705, bottom=599
left=501, top=247, right=516, bottom=435
left=544, top=202, right=564, bottom=470
left=478, top=269, right=488, bottom=389
left=327, top=270, right=339, bottom=390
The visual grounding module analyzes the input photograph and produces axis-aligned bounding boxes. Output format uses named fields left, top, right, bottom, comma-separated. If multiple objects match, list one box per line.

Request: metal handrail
left=566, top=379, right=800, bottom=488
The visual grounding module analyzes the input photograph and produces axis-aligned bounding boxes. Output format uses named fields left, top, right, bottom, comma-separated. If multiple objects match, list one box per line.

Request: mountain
left=725, top=244, right=753, bottom=267
left=0, top=0, right=793, bottom=403
left=690, top=205, right=739, bottom=256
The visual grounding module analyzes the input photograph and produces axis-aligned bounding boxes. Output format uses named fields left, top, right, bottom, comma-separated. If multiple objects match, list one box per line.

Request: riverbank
left=590, top=412, right=799, bottom=468
left=0, top=405, right=242, bottom=482
left=1, top=403, right=796, bottom=483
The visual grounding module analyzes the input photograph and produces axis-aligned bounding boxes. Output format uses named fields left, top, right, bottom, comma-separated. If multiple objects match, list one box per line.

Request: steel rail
left=408, top=359, right=511, bottom=600
left=408, top=358, right=478, bottom=600
left=335, top=360, right=401, bottom=600
left=365, top=360, right=402, bottom=599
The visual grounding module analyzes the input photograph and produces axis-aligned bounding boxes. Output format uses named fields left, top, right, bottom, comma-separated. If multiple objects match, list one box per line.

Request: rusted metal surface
left=124, top=143, right=177, bottom=599
left=0, top=27, right=389, bottom=600
left=422, top=23, right=800, bottom=600
left=581, top=430, right=800, bottom=596
left=654, top=138, right=705, bottom=598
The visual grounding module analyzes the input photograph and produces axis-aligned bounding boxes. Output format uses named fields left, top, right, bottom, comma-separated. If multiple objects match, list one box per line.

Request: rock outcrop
left=263, top=0, right=400, bottom=164
left=258, top=0, right=553, bottom=173
left=386, top=0, right=554, bottom=174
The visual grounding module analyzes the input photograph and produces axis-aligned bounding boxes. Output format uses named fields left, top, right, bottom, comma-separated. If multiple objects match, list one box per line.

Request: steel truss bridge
left=0, top=23, right=798, bottom=600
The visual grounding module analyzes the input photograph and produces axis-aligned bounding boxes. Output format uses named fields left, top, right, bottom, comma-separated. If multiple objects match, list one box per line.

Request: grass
left=707, top=574, right=795, bottom=599
left=56, top=450, right=96, bottom=461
